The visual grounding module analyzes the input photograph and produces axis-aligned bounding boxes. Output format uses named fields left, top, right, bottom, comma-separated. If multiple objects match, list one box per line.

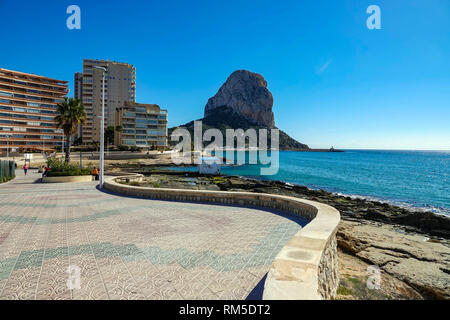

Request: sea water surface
left=172, top=150, right=450, bottom=216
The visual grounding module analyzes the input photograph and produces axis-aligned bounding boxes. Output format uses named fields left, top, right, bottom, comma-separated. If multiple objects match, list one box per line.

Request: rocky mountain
left=204, top=70, right=275, bottom=128
left=170, top=106, right=309, bottom=150
left=170, top=70, right=309, bottom=150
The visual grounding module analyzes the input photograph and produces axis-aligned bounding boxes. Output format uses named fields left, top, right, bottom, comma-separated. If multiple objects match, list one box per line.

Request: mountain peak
left=204, top=70, right=275, bottom=128
left=170, top=70, right=309, bottom=150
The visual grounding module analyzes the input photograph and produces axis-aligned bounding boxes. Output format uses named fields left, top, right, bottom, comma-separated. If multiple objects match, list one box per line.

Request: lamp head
left=93, top=66, right=107, bottom=72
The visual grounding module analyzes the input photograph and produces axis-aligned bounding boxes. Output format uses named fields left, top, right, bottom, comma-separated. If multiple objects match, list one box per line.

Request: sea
left=168, top=150, right=450, bottom=216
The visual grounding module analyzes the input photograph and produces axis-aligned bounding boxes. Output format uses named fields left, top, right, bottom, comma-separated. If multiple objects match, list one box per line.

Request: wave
left=239, top=173, right=450, bottom=217
left=331, top=192, right=449, bottom=217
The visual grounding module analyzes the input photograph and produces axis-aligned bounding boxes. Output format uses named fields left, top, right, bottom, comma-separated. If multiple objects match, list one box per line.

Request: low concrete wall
left=104, top=174, right=340, bottom=300
left=42, top=175, right=94, bottom=183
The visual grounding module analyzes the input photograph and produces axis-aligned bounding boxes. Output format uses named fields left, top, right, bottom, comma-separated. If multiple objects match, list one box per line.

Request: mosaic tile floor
left=0, top=170, right=305, bottom=300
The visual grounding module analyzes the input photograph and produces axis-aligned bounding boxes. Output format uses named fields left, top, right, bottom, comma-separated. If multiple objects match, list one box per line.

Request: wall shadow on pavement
left=246, top=273, right=267, bottom=300
left=98, top=185, right=309, bottom=228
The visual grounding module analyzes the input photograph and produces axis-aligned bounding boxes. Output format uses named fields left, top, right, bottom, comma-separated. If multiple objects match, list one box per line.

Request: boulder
left=337, top=220, right=450, bottom=299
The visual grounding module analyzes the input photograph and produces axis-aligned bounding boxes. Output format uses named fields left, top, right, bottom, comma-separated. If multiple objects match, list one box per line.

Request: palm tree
left=105, top=126, right=115, bottom=147
left=55, top=98, right=87, bottom=163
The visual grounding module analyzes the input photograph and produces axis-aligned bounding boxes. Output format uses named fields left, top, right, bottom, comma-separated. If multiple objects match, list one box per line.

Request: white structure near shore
left=198, top=156, right=221, bottom=175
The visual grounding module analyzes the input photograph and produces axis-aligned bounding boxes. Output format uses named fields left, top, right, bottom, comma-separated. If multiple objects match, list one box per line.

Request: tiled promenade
left=0, top=170, right=305, bottom=300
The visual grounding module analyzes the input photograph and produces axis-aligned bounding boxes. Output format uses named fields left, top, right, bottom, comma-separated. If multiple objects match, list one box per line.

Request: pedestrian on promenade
left=43, top=165, right=50, bottom=177
left=23, top=163, right=28, bottom=175
left=92, top=167, right=99, bottom=181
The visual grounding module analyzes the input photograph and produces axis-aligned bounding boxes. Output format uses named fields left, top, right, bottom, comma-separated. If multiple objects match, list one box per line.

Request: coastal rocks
left=337, top=251, right=424, bottom=300
left=204, top=70, right=275, bottom=127
left=393, top=211, right=450, bottom=237
left=337, top=220, right=450, bottom=299
left=216, top=177, right=269, bottom=191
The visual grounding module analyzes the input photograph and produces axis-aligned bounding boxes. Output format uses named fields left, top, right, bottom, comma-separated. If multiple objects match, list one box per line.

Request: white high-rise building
left=76, top=59, right=136, bottom=143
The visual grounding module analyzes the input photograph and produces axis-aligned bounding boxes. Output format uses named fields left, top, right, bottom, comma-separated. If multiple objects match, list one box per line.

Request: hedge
left=45, top=157, right=92, bottom=177
left=46, top=168, right=92, bottom=177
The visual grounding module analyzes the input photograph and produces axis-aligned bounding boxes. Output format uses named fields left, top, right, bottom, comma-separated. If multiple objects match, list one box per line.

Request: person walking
left=43, top=165, right=50, bottom=177
left=23, top=163, right=28, bottom=175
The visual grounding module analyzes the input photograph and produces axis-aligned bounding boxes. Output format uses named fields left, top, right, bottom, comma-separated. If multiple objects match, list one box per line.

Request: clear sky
left=0, top=0, right=449, bottom=150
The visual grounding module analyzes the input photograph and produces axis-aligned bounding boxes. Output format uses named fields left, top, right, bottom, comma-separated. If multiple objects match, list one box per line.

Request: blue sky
left=0, top=0, right=449, bottom=150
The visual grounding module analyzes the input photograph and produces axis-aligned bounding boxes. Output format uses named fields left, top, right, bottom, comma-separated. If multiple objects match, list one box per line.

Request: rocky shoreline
left=108, top=164, right=450, bottom=300
left=212, top=175, right=450, bottom=237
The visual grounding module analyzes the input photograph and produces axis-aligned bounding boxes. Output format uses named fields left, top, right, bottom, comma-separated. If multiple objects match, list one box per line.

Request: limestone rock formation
left=170, top=69, right=309, bottom=150
left=204, top=70, right=275, bottom=128
left=337, top=220, right=450, bottom=299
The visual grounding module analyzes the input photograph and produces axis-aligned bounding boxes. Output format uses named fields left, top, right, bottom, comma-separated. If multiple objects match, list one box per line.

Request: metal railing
left=0, top=160, right=15, bottom=182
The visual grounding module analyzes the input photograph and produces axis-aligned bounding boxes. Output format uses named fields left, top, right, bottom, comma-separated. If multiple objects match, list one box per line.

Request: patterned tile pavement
left=0, top=170, right=306, bottom=300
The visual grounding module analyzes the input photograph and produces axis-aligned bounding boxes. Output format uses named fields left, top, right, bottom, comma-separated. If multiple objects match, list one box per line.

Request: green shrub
left=118, top=145, right=142, bottom=152
left=47, top=157, right=77, bottom=172
left=130, top=146, right=141, bottom=152
left=151, top=181, right=161, bottom=188
left=46, top=168, right=91, bottom=177
left=337, top=285, right=353, bottom=296
left=118, top=145, right=130, bottom=151
left=71, top=147, right=98, bottom=152
left=46, top=157, right=92, bottom=177
left=1, top=176, right=14, bottom=183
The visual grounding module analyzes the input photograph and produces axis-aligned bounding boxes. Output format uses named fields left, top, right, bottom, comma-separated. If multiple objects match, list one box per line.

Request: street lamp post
left=6, top=134, right=11, bottom=162
left=94, top=66, right=107, bottom=189
left=79, top=124, right=83, bottom=168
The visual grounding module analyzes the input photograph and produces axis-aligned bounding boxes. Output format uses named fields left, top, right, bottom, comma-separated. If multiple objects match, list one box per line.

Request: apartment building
left=115, top=102, right=168, bottom=149
left=0, top=68, right=67, bottom=154
left=74, top=72, right=83, bottom=100
left=74, top=72, right=83, bottom=141
left=76, top=59, right=136, bottom=143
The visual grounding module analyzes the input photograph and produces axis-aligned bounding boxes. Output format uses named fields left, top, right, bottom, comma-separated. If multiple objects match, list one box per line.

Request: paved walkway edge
left=104, top=174, right=341, bottom=300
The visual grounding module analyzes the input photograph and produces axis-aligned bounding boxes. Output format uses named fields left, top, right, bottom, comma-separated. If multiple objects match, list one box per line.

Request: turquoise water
left=170, top=150, right=450, bottom=216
